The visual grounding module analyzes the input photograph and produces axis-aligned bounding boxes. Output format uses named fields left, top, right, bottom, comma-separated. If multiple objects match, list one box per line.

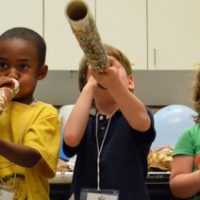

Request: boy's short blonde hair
left=78, top=44, right=133, bottom=91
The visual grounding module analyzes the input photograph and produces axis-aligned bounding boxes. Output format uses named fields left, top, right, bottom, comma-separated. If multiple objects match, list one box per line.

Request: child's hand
left=0, top=77, right=19, bottom=113
left=86, top=67, right=98, bottom=88
left=87, top=75, right=97, bottom=88
left=0, top=76, right=14, bottom=87
left=0, top=87, right=13, bottom=112
left=194, top=154, right=200, bottom=169
left=90, top=56, right=123, bottom=90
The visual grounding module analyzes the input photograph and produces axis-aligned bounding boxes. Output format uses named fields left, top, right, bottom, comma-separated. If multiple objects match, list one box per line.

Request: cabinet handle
left=153, top=48, right=157, bottom=67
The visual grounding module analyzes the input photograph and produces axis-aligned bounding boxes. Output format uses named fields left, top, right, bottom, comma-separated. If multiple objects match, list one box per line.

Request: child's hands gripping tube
left=0, top=79, right=20, bottom=114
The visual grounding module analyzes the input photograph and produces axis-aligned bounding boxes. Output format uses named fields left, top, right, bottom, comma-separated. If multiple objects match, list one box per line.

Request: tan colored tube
left=0, top=79, right=20, bottom=114
left=65, top=0, right=108, bottom=70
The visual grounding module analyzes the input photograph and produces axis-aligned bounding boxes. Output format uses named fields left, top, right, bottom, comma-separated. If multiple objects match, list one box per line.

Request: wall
left=35, top=70, right=195, bottom=108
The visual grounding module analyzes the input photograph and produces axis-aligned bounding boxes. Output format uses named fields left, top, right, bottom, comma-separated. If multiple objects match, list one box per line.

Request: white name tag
left=87, top=192, right=118, bottom=200
left=81, top=189, right=119, bottom=200
left=0, top=188, right=14, bottom=200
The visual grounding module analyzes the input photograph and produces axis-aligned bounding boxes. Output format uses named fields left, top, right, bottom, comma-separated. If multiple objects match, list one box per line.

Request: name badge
left=0, top=188, right=14, bottom=200
left=81, top=188, right=119, bottom=200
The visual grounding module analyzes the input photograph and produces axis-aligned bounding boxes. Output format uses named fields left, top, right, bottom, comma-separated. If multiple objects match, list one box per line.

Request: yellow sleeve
left=24, top=104, right=61, bottom=178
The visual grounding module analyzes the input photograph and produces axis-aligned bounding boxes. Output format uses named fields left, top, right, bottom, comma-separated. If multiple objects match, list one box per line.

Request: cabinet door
left=0, top=0, right=43, bottom=36
left=96, top=0, right=147, bottom=70
left=44, top=0, right=95, bottom=70
left=148, top=0, right=200, bottom=70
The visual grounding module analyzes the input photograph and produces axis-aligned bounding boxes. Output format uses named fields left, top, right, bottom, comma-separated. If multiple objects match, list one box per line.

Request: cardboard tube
left=0, top=79, right=19, bottom=114
left=65, top=0, right=108, bottom=70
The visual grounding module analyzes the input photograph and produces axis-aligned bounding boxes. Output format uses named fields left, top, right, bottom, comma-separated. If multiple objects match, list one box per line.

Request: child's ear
left=128, top=75, right=135, bottom=91
left=38, top=65, right=48, bottom=80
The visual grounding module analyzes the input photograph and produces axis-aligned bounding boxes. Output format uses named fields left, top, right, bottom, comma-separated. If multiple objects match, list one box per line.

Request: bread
left=148, top=145, right=173, bottom=171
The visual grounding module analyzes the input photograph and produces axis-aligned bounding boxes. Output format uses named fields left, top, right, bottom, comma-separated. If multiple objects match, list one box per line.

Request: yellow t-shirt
left=0, top=101, right=61, bottom=200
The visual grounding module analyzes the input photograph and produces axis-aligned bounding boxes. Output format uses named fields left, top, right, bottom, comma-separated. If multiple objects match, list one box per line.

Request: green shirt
left=173, top=124, right=200, bottom=200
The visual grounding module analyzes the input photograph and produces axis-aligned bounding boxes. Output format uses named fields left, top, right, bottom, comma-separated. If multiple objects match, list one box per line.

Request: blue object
left=152, top=104, right=197, bottom=149
left=59, top=126, right=69, bottom=161
left=58, top=105, right=74, bottom=161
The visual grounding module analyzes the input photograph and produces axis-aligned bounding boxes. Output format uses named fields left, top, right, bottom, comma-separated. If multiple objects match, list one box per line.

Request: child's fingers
left=0, top=77, right=14, bottom=87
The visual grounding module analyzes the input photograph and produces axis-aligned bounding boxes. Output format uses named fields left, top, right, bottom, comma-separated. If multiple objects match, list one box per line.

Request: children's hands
left=0, top=88, right=10, bottom=113
left=194, top=154, right=200, bottom=169
left=0, top=76, right=15, bottom=87
left=0, top=77, right=20, bottom=113
left=89, top=56, right=122, bottom=90
left=86, top=69, right=98, bottom=88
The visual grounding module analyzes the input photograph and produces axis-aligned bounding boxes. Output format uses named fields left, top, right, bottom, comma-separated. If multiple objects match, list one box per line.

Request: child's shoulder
left=34, top=101, right=58, bottom=114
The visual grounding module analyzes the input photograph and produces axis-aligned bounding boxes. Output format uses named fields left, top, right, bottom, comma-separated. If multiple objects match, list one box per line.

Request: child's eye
left=0, top=62, right=8, bottom=70
left=18, top=64, right=29, bottom=71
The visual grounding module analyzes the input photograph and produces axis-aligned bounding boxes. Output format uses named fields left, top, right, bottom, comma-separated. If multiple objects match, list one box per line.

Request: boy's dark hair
left=0, top=27, right=46, bottom=66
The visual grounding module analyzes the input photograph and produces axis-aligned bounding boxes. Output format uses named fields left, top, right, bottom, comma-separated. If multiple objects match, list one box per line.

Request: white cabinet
left=0, top=0, right=43, bottom=36
left=148, top=0, right=200, bottom=70
left=44, top=0, right=200, bottom=70
left=96, top=0, right=147, bottom=70
left=44, top=0, right=95, bottom=70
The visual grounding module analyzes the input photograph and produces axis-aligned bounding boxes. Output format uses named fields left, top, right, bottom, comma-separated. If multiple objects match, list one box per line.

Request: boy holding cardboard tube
left=63, top=44, right=156, bottom=200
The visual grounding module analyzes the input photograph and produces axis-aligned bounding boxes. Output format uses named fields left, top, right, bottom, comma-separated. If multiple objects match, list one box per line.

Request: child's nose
left=7, top=67, right=19, bottom=80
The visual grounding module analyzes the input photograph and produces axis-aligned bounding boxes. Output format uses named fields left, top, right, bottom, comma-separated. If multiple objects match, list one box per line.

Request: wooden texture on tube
left=65, top=0, right=107, bottom=70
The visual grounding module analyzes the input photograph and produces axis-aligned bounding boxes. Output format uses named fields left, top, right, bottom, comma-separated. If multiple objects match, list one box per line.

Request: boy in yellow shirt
left=0, top=27, right=60, bottom=200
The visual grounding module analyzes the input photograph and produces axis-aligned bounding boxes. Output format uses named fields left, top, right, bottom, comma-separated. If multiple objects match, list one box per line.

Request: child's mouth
left=98, top=84, right=106, bottom=90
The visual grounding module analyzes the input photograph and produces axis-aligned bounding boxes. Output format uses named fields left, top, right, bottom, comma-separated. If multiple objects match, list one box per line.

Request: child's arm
left=109, top=76, right=150, bottom=132
left=0, top=139, right=41, bottom=167
left=64, top=76, right=97, bottom=147
left=0, top=77, right=41, bottom=167
left=91, top=56, right=150, bottom=132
